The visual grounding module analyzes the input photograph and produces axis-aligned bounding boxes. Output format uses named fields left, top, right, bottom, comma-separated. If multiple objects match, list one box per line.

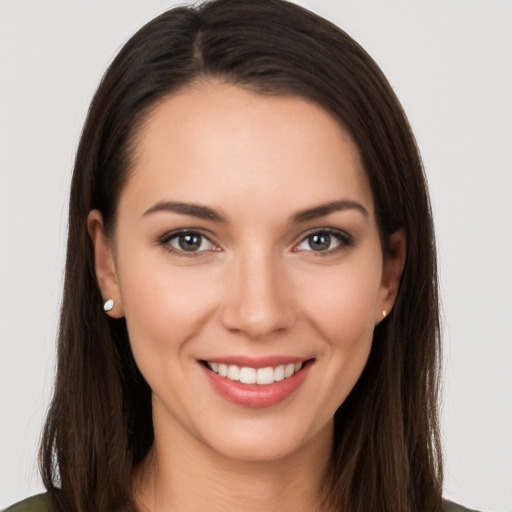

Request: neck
left=134, top=419, right=334, bottom=512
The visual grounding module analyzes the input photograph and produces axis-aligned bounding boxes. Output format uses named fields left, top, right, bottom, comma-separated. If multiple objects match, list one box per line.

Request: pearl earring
left=103, top=299, right=114, bottom=312
left=382, top=309, right=387, bottom=318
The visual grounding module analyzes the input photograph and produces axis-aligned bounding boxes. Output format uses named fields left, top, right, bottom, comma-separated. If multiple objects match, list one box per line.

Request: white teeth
left=274, top=365, right=285, bottom=382
left=218, top=363, right=228, bottom=377
left=256, top=367, right=274, bottom=385
left=206, top=361, right=305, bottom=385
left=227, top=364, right=240, bottom=380
left=284, top=363, right=295, bottom=378
left=239, top=367, right=257, bottom=384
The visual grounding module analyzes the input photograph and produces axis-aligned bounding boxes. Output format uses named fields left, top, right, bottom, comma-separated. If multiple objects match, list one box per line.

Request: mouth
left=203, top=361, right=305, bottom=385
left=199, top=358, right=315, bottom=408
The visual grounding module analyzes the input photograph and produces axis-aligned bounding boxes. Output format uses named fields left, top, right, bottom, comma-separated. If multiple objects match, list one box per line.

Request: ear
left=375, top=228, right=406, bottom=323
left=87, top=210, right=124, bottom=318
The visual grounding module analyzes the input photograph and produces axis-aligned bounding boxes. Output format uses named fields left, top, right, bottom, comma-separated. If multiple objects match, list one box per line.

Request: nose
left=220, top=249, right=297, bottom=340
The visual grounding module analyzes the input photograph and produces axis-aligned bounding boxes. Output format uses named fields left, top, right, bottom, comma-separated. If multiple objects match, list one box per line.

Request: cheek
left=305, top=264, right=381, bottom=411
left=117, top=260, right=224, bottom=419
left=116, top=253, right=221, bottom=361
left=300, top=259, right=382, bottom=347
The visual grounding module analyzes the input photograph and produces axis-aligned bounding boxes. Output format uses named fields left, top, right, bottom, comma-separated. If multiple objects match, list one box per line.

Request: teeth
left=206, top=361, right=304, bottom=385
left=256, top=367, right=274, bottom=385
left=274, top=365, right=285, bottom=382
left=284, top=363, right=295, bottom=378
left=227, top=364, right=240, bottom=380
left=239, top=367, right=256, bottom=384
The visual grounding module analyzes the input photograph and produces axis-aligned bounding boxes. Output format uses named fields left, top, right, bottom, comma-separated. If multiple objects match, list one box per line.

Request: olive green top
left=3, top=493, right=481, bottom=511
left=444, top=502, right=481, bottom=512
left=3, top=494, right=52, bottom=512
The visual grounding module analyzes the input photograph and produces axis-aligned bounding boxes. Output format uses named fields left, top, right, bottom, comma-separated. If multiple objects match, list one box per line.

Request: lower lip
left=201, top=362, right=312, bottom=408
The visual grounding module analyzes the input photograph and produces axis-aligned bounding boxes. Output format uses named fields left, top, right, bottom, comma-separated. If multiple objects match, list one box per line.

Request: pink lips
left=200, top=357, right=313, bottom=408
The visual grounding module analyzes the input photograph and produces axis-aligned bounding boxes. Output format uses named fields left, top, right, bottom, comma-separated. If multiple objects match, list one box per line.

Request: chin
left=193, top=413, right=334, bottom=464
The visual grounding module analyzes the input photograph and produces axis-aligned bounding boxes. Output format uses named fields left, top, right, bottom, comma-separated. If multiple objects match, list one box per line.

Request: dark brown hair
left=40, top=1, right=442, bottom=510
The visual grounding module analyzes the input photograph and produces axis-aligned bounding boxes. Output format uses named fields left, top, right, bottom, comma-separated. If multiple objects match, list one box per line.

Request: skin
left=88, top=81, right=405, bottom=512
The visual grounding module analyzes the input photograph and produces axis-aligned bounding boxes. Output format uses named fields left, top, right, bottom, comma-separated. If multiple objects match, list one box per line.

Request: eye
left=160, top=230, right=217, bottom=254
left=294, top=229, right=352, bottom=253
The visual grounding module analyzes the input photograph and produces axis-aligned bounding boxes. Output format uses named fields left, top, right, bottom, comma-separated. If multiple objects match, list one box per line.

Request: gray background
left=1, top=1, right=511, bottom=510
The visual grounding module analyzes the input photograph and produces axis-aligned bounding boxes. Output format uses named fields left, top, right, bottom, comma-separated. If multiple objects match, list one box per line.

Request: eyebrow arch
left=143, top=201, right=226, bottom=222
left=291, top=200, right=368, bottom=223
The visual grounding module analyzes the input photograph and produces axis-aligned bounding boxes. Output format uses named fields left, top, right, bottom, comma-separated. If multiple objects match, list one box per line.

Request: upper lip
left=200, top=355, right=313, bottom=369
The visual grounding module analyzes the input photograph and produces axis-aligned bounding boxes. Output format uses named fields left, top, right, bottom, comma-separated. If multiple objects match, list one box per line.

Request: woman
left=5, top=0, right=478, bottom=511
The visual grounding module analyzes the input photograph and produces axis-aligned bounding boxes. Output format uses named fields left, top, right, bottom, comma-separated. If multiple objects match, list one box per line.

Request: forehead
left=123, top=81, right=374, bottom=220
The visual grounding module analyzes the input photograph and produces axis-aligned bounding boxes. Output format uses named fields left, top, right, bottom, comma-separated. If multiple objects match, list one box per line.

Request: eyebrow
left=143, top=201, right=226, bottom=222
left=291, top=200, right=368, bottom=223
left=143, top=198, right=368, bottom=223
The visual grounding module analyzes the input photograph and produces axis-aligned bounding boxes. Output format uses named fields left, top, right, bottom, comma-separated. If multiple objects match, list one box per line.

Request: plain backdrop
left=1, top=1, right=511, bottom=510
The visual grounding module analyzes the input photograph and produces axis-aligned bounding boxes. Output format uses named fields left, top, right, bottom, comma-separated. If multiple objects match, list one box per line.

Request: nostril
left=219, top=296, right=297, bottom=339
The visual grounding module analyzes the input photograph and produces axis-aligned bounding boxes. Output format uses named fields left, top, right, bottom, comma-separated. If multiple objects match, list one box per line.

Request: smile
left=200, top=358, right=314, bottom=408
left=205, top=361, right=303, bottom=385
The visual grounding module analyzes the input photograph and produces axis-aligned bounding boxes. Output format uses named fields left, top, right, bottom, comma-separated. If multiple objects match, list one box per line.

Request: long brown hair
left=40, top=1, right=442, bottom=510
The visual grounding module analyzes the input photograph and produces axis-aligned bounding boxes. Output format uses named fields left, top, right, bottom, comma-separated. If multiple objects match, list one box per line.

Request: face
left=89, top=82, right=404, bottom=463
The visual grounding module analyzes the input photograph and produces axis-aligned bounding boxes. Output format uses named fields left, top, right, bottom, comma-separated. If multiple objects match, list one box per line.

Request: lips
left=200, top=357, right=313, bottom=408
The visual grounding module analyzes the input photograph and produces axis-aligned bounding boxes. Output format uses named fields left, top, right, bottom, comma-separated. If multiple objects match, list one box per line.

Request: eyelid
left=157, top=226, right=353, bottom=256
left=292, top=227, right=353, bottom=254
left=158, top=228, right=220, bottom=256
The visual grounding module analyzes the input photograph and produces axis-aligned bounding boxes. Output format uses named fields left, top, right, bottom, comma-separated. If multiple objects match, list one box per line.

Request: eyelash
left=158, top=229, right=218, bottom=257
left=293, top=228, right=353, bottom=255
left=158, top=228, right=353, bottom=257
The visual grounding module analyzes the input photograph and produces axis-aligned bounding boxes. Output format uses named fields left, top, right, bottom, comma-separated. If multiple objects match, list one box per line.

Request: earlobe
left=376, top=228, right=406, bottom=322
left=87, top=210, right=124, bottom=318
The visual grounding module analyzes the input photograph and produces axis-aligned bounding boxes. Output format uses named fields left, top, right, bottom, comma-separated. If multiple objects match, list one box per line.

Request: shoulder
left=444, top=499, right=481, bottom=512
left=3, top=494, right=480, bottom=512
left=3, top=494, right=53, bottom=512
